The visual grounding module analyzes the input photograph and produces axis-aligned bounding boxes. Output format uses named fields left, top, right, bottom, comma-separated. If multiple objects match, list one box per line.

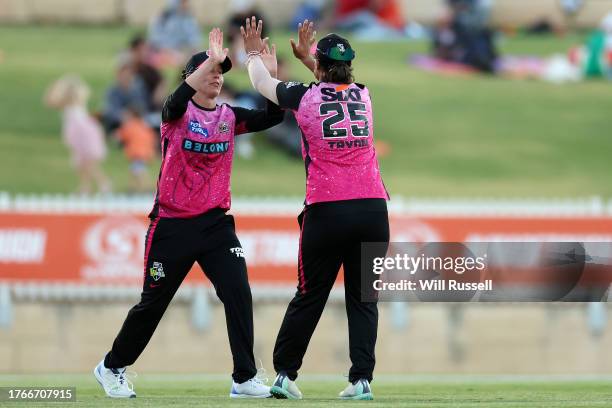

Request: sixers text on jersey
left=320, top=85, right=370, bottom=149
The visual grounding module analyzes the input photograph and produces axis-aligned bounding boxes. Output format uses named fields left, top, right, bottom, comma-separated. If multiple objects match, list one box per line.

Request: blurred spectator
left=448, top=0, right=492, bottom=32
left=128, top=35, right=167, bottom=113
left=226, top=0, right=267, bottom=67
left=148, top=0, right=202, bottom=67
left=101, top=55, right=155, bottom=134
left=334, top=0, right=407, bottom=40
left=116, top=105, right=156, bottom=193
left=568, top=12, right=612, bottom=80
left=604, top=12, right=612, bottom=79
left=433, top=10, right=459, bottom=62
left=584, top=12, right=612, bottom=79
left=44, top=75, right=111, bottom=194
left=544, top=12, right=612, bottom=83
left=559, top=0, right=585, bottom=17
left=432, top=0, right=498, bottom=72
left=524, top=19, right=556, bottom=35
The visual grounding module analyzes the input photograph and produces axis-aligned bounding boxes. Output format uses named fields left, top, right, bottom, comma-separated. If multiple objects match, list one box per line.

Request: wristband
left=245, top=52, right=262, bottom=66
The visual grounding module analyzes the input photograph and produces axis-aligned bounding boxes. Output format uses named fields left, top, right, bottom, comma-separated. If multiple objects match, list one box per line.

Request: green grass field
left=0, top=26, right=609, bottom=197
left=2, top=375, right=612, bottom=407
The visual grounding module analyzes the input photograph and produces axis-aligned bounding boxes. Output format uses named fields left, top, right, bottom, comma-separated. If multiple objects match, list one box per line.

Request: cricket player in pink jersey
left=94, top=28, right=282, bottom=399
left=242, top=18, right=390, bottom=400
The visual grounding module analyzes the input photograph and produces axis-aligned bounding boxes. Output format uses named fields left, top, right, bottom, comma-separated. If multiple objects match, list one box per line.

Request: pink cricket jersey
left=289, top=82, right=388, bottom=205
left=151, top=102, right=237, bottom=218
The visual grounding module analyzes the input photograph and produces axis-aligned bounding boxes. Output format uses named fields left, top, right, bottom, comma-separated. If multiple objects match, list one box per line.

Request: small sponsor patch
left=230, top=247, right=245, bottom=258
left=189, top=121, right=209, bottom=137
left=149, top=262, right=165, bottom=281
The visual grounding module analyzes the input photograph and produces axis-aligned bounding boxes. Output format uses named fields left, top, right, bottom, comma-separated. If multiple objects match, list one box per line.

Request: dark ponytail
left=317, top=57, right=354, bottom=84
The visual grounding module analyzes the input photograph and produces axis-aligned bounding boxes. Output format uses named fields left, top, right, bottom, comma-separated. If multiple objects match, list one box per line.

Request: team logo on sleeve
left=218, top=121, right=230, bottom=134
left=149, top=262, right=165, bottom=281
left=284, top=81, right=302, bottom=89
left=189, top=120, right=209, bottom=137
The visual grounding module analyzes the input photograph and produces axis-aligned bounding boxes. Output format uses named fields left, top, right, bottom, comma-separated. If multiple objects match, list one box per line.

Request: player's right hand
left=290, top=19, right=316, bottom=62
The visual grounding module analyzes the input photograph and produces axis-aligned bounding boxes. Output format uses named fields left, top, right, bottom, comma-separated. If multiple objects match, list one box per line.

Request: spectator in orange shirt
left=117, top=106, right=157, bottom=193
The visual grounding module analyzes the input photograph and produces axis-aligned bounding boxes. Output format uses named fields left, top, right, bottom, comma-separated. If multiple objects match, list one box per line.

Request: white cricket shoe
left=270, top=372, right=303, bottom=399
left=93, top=359, right=136, bottom=398
left=229, top=376, right=271, bottom=398
left=338, top=378, right=374, bottom=400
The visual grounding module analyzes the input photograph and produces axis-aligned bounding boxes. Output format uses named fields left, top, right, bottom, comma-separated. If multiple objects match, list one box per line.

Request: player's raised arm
left=290, top=19, right=317, bottom=76
left=231, top=43, right=284, bottom=135
left=241, top=16, right=281, bottom=104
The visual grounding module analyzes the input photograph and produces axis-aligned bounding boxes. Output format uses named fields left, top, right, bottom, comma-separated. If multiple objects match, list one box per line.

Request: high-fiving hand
left=240, top=16, right=269, bottom=54
left=290, top=20, right=316, bottom=61
left=208, top=27, right=229, bottom=64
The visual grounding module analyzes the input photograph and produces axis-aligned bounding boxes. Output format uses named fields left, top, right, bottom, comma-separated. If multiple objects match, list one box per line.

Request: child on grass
left=116, top=106, right=156, bottom=193
left=44, top=75, right=111, bottom=194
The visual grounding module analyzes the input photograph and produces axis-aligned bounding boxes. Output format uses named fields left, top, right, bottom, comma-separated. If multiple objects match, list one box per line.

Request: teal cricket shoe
left=338, top=379, right=374, bottom=400
left=270, top=372, right=303, bottom=399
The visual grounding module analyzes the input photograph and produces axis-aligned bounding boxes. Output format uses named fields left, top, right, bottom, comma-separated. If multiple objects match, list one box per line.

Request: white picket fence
left=0, top=192, right=607, bottom=217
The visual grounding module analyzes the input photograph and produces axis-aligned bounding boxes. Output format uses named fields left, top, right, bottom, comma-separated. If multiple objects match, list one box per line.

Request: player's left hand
left=208, top=27, right=229, bottom=64
left=240, top=16, right=269, bottom=55
left=291, top=19, right=316, bottom=62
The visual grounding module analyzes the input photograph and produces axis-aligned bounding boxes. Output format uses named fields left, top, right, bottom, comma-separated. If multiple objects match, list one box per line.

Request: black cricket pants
left=273, top=198, right=389, bottom=383
left=104, top=209, right=257, bottom=383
